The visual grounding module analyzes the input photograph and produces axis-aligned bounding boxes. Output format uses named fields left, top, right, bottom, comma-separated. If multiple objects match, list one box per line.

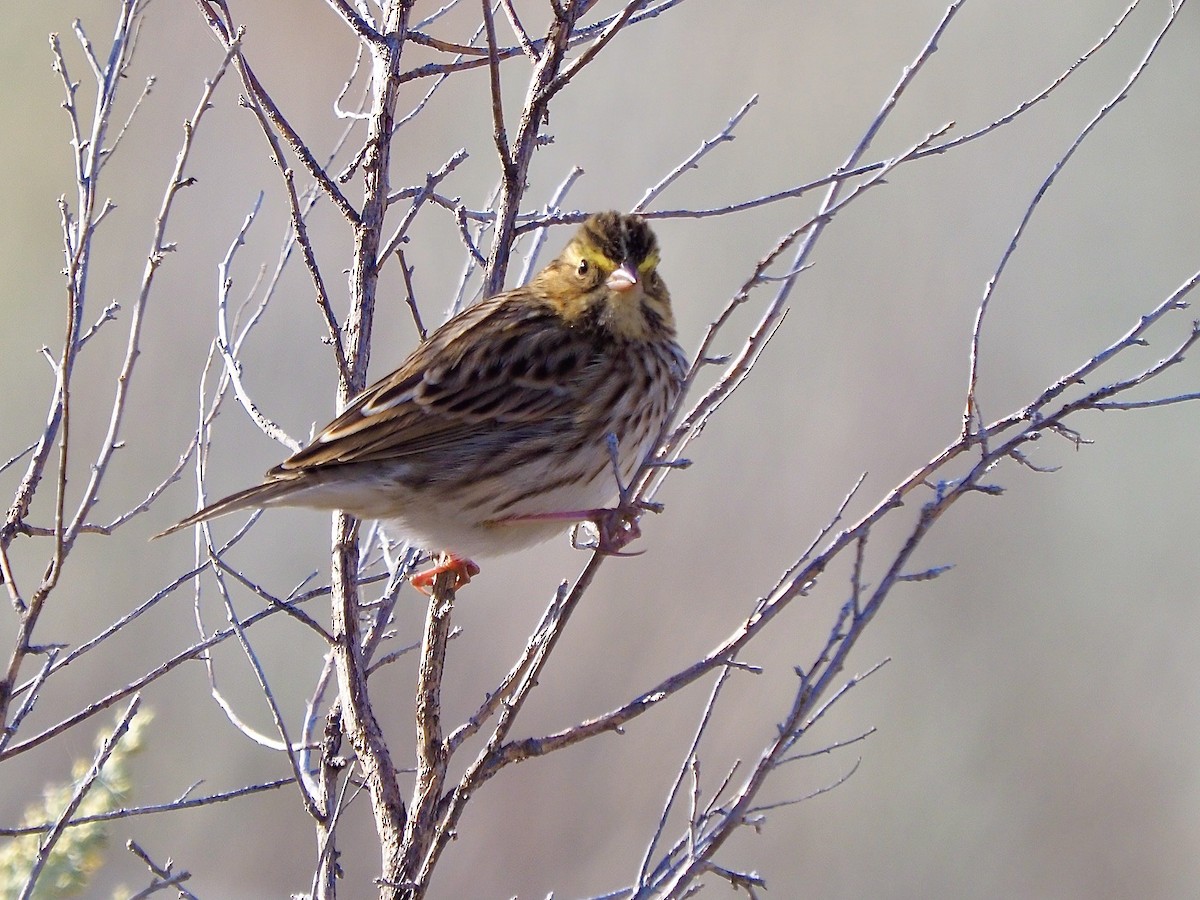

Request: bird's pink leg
left=491, top=506, right=645, bottom=555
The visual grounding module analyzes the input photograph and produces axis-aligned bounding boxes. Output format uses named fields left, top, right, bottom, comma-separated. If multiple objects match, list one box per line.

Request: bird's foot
left=410, top=554, right=480, bottom=594
left=580, top=505, right=644, bottom=555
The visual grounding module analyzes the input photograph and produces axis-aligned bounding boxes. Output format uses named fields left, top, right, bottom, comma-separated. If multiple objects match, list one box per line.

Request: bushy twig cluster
left=1, top=1, right=1195, bottom=897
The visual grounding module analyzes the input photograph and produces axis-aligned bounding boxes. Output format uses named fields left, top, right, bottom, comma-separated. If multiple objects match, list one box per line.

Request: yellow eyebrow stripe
left=578, top=245, right=613, bottom=269
left=571, top=244, right=658, bottom=272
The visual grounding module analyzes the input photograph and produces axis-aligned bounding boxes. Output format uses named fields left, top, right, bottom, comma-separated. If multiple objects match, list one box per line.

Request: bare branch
left=213, top=194, right=302, bottom=452
left=499, top=0, right=536, bottom=60
left=380, top=148, right=469, bottom=262
left=64, top=27, right=243, bottom=549
left=396, top=249, right=427, bottom=340
left=540, top=1, right=645, bottom=104
left=325, top=0, right=383, bottom=42
left=517, top=166, right=584, bottom=285
left=126, top=840, right=198, bottom=900
left=203, top=563, right=322, bottom=818
left=1, top=0, right=149, bottom=728
left=192, top=2, right=360, bottom=222
left=635, top=665, right=738, bottom=891
left=400, top=577, right=458, bottom=883
left=482, top=0, right=515, bottom=178
left=0, top=778, right=295, bottom=837
left=963, top=0, right=1181, bottom=440
left=634, top=95, right=759, bottom=213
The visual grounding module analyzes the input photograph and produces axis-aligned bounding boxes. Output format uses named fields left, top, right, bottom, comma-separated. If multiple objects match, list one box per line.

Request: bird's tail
left=152, top=479, right=304, bottom=539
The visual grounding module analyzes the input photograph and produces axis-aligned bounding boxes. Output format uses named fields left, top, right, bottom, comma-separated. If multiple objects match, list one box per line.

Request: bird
left=157, top=211, right=688, bottom=591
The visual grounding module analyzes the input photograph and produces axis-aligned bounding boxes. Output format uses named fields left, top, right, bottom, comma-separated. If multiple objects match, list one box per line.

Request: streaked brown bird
left=158, top=212, right=688, bottom=589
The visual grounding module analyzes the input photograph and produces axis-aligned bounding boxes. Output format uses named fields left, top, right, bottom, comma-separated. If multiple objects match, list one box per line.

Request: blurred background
left=3, top=1, right=1200, bottom=897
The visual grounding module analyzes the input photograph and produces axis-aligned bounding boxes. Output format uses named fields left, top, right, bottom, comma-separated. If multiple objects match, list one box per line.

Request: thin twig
left=0, top=778, right=295, bottom=837
left=193, top=1, right=359, bottom=223
left=634, top=95, right=759, bottom=212
left=963, top=0, right=1180, bottom=440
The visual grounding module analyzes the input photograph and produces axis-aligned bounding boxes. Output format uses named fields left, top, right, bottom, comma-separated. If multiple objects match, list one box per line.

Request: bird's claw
left=409, top=555, right=480, bottom=594
left=572, top=502, right=656, bottom=555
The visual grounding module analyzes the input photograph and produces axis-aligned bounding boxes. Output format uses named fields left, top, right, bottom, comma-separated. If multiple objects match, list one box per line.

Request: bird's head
left=537, top=211, right=675, bottom=341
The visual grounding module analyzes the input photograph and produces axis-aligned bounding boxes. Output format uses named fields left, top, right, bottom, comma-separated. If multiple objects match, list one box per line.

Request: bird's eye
left=577, top=259, right=589, bottom=276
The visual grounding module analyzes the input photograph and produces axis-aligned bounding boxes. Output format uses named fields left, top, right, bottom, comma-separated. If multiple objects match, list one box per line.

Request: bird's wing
left=273, top=295, right=599, bottom=472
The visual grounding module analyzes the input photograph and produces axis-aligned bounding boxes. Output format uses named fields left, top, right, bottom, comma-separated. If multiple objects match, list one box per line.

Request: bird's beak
left=606, top=261, right=638, bottom=293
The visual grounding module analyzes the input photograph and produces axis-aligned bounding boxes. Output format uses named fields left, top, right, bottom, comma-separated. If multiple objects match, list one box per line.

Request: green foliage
left=0, top=708, right=152, bottom=898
